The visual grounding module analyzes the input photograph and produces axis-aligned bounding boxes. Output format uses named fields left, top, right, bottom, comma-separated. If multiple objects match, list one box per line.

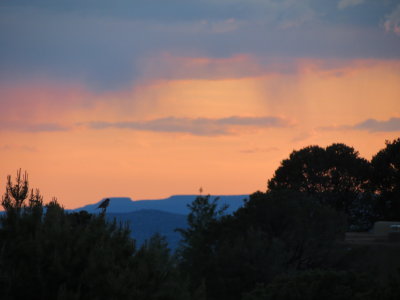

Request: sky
left=1, top=0, right=400, bottom=209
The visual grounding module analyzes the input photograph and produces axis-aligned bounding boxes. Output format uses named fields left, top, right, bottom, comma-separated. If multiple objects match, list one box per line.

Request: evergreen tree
left=0, top=171, right=189, bottom=300
left=176, top=195, right=227, bottom=298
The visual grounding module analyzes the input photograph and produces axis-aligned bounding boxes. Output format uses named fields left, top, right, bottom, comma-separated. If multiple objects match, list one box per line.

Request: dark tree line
left=1, top=138, right=399, bottom=299
left=268, top=139, right=400, bottom=230
left=0, top=170, right=189, bottom=300
left=176, top=138, right=400, bottom=300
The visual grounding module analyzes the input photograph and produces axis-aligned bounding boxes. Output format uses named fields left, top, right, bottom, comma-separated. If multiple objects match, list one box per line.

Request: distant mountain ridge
left=73, top=194, right=248, bottom=215
left=73, top=194, right=248, bottom=249
left=107, top=209, right=187, bottom=249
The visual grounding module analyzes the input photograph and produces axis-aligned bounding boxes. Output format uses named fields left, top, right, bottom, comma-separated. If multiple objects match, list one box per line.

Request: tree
left=243, top=270, right=379, bottom=300
left=132, top=233, right=190, bottom=300
left=176, top=195, right=227, bottom=298
left=234, top=190, right=346, bottom=269
left=177, top=191, right=346, bottom=300
left=0, top=171, right=190, bottom=300
left=268, top=143, right=373, bottom=230
left=371, top=138, right=400, bottom=220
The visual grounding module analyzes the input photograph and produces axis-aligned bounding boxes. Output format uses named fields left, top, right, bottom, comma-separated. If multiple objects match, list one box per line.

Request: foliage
left=0, top=171, right=189, bottom=300
left=267, top=143, right=373, bottom=230
left=243, top=270, right=379, bottom=300
left=131, top=233, right=190, bottom=300
left=3, top=138, right=400, bottom=299
left=371, top=138, right=400, bottom=220
left=178, top=190, right=347, bottom=300
left=233, top=190, right=346, bottom=269
left=176, top=195, right=227, bottom=297
left=177, top=194, right=227, bottom=248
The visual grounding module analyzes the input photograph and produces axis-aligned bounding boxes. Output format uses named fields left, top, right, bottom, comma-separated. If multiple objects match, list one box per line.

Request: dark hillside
left=108, top=209, right=187, bottom=249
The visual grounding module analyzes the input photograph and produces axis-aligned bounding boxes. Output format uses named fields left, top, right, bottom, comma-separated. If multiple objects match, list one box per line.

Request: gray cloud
left=0, top=144, right=37, bottom=152
left=1, top=1, right=400, bottom=91
left=353, top=117, right=400, bottom=132
left=384, top=4, right=400, bottom=36
left=0, top=0, right=318, bottom=23
left=86, top=116, right=292, bottom=136
left=0, top=122, right=68, bottom=132
left=338, top=0, right=364, bottom=10
left=240, top=147, right=279, bottom=154
left=320, top=117, right=400, bottom=132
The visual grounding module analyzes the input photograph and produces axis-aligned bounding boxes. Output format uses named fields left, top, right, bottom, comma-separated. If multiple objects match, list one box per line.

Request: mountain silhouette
left=72, top=194, right=248, bottom=249
left=73, top=194, right=248, bottom=215
left=108, top=209, right=187, bottom=249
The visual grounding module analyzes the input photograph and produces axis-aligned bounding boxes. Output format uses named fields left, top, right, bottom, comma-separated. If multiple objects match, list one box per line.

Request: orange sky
left=1, top=56, right=399, bottom=208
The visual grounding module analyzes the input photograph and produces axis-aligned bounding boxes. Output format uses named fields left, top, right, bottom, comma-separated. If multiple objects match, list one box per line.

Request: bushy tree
left=178, top=191, right=346, bottom=300
left=268, top=144, right=373, bottom=230
left=243, top=270, right=379, bottom=300
left=131, top=233, right=190, bottom=300
left=234, top=190, right=346, bottom=269
left=371, top=138, right=400, bottom=220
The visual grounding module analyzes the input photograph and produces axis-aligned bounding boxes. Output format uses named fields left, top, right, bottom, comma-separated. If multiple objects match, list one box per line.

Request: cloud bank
left=321, top=117, right=400, bottom=133
left=1, top=0, right=400, bottom=91
left=338, top=0, right=364, bottom=10
left=384, top=4, right=400, bottom=36
left=86, top=116, right=292, bottom=136
left=353, top=117, right=400, bottom=132
left=0, top=121, right=69, bottom=132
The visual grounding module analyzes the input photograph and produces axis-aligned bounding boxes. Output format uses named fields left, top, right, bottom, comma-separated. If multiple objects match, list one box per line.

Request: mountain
left=74, top=194, right=248, bottom=215
left=74, top=194, right=248, bottom=249
left=108, top=209, right=187, bottom=249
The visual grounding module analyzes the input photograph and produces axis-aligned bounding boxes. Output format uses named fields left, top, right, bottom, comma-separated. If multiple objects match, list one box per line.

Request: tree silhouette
left=1, top=169, right=29, bottom=214
left=243, top=270, right=379, bottom=300
left=177, top=191, right=346, bottom=300
left=176, top=195, right=227, bottom=298
left=268, top=143, right=373, bottom=230
left=0, top=171, right=189, bottom=300
left=371, top=138, right=400, bottom=220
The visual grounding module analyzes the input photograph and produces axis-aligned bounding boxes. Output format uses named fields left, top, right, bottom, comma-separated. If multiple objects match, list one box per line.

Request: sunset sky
left=1, top=0, right=400, bottom=209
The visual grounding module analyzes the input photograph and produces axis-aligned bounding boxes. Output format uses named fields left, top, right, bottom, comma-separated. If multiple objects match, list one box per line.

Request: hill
left=108, top=209, right=187, bottom=249
left=74, top=194, right=248, bottom=215
left=73, top=195, right=248, bottom=249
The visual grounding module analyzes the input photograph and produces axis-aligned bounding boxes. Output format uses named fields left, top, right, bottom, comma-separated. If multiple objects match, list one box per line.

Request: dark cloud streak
left=320, top=117, right=400, bottom=133
left=1, top=1, right=400, bottom=91
left=353, top=117, right=400, bottom=132
left=0, top=122, right=69, bottom=132
left=86, top=116, right=292, bottom=136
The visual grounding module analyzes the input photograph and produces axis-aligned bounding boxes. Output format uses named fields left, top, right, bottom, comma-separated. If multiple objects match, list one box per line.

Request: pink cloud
left=0, top=80, right=90, bottom=121
left=0, top=79, right=132, bottom=127
left=139, top=53, right=266, bottom=80
left=384, top=4, right=400, bottom=36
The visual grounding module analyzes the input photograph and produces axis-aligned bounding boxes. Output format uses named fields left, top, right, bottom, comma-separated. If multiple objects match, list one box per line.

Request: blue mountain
left=107, top=209, right=187, bottom=249
left=72, top=194, right=248, bottom=250
left=74, top=194, right=248, bottom=215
